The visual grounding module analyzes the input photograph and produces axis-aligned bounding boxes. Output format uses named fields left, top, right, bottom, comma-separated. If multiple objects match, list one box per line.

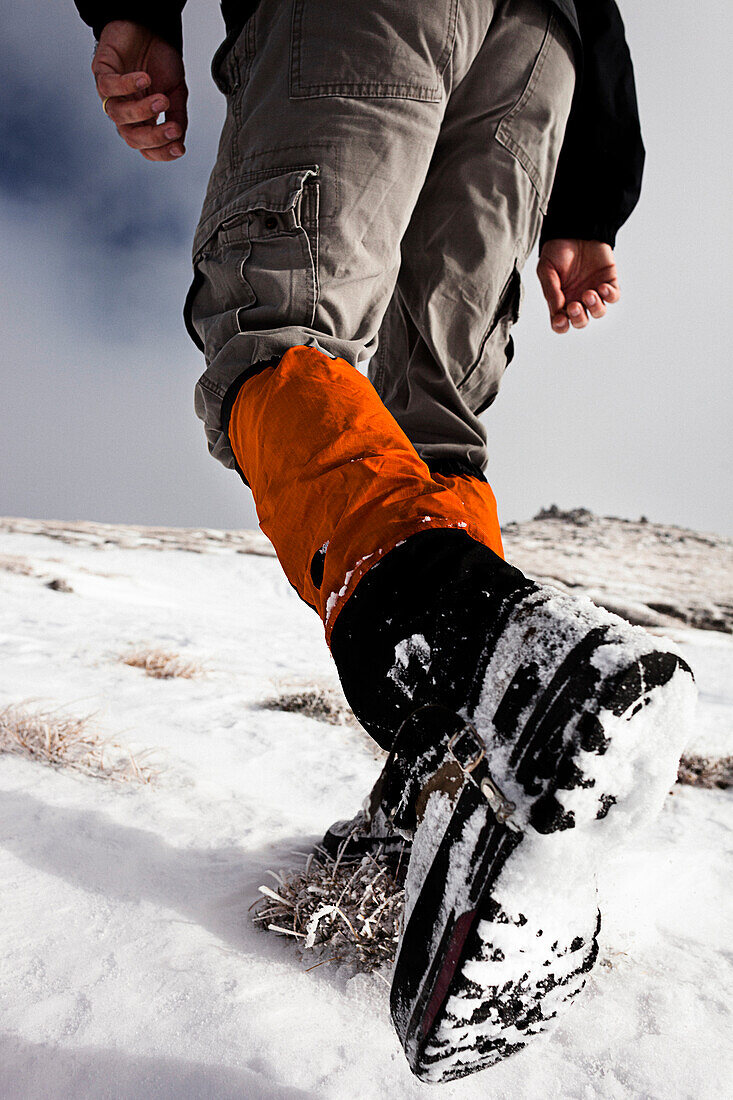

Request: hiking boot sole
left=388, top=591, right=696, bottom=1081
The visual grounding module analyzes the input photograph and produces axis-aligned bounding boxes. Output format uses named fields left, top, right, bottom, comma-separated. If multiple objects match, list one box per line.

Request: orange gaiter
left=228, top=346, right=504, bottom=644
left=432, top=473, right=505, bottom=561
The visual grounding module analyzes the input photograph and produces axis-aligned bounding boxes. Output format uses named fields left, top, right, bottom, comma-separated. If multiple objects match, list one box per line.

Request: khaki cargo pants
left=186, top=0, right=576, bottom=473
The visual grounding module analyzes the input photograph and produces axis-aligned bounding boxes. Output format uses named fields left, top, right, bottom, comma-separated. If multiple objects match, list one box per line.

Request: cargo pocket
left=494, top=12, right=575, bottom=213
left=186, top=166, right=320, bottom=364
left=290, top=0, right=457, bottom=100
left=458, top=265, right=523, bottom=416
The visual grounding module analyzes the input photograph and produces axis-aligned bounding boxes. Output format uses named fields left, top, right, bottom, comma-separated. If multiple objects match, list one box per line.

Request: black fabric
left=218, top=354, right=282, bottom=485
left=75, top=0, right=644, bottom=249
left=74, top=0, right=185, bottom=52
left=329, top=529, right=533, bottom=752
left=310, top=545, right=326, bottom=589
left=182, top=268, right=205, bottom=352
left=550, top=0, right=580, bottom=42
left=219, top=355, right=281, bottom=443
left=538, top=1, right=645, bottom=250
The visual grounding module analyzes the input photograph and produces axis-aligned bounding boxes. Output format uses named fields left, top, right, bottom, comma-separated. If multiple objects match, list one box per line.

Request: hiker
left=75, top=0, right=695, bottom=1081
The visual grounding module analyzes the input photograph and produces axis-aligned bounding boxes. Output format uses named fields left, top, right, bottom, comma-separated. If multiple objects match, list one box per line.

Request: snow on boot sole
left=383, top=589, right=696, bottom=1082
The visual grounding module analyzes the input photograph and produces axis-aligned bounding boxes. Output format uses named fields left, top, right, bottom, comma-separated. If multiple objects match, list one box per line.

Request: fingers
left=537, top=262, right=571, bottom=334
left=546, top=292, right=589, bottom=333
left=104, top=91, right=169, bottom=126
left=140, top=138, right=185, bottom=163
left=162, top=85, right=188, bottom=155
left=598, top=282, right=621, bottom=304
left=559, top=289, right=615, bottom=332
left=537, top=264, right=565, bottom=315
left=103, top=89, right=187, bottom=161
left=551, top=285, right=620, bottom=335
left=581, top=290, right=607, bottom=320
left=94, top=69, right=151, bottom=99
left=565, top=301, right=589, bottom=330
left=119, top=119, right=184, bottom=155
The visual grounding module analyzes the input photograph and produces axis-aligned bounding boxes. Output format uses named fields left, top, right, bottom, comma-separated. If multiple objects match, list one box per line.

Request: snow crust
left=0, top=518, right=731, bottom=1098
left=388, top=634, right=432, bottom=699
left=472, top=585, right=696, bottom=844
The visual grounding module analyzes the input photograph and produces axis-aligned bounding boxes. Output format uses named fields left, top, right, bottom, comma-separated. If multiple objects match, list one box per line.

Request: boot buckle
left=480, top=775, right=519, bottom=830
left=447, top=724, right=485, bottom=774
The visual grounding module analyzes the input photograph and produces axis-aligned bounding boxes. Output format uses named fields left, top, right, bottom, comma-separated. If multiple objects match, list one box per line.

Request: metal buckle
left=480, top=775, right=519, bottom=831
left=447, top=724, right=485, bottom=775
left=445, top=720, right=520, bottom=833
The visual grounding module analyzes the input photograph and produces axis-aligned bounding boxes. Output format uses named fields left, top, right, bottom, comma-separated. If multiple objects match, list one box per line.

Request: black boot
left=329, top=530, right=696, bottom=1082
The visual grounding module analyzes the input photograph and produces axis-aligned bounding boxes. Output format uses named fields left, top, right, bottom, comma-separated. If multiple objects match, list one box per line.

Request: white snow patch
left=324, top=552, right=376, bottom=626
left=387, top=634, right=432, bottom=698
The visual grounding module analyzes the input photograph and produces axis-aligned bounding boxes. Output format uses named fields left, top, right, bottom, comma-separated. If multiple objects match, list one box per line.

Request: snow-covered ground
left=0, top=513, right=731, bottom=1099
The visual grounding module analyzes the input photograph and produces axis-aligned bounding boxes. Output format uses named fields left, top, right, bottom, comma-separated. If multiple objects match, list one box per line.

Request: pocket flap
left=193, top=166, right=320, bottom=259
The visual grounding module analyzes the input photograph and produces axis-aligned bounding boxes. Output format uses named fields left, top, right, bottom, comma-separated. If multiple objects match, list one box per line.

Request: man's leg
left=369, top=0, right=576, bottom=522
left=331, top=0, right=578, bottom=743
left=186, top=0, right=505, bottom=637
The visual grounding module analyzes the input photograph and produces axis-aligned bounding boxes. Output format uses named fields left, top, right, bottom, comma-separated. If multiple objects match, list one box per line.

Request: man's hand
left=92, top=21, right=188, bottom=162
left=537, top=239, right=620, bottom=334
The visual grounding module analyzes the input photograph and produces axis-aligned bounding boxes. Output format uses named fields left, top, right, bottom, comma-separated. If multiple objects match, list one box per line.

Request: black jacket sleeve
left=73, top=0, right=186, bottom=53
left=540, top=0, right=646, bottom=249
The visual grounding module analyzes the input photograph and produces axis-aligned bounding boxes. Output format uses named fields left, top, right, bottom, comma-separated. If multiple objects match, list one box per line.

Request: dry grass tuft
left=677, top=754, right=733, bottom=790
left=0, top=703, right=154, bottom=782
left=122, top=648, right=201, bottom=680
left=261, top=686, right=356, bottom=726
left=0, top=554, right=74, bottom=592
left=0, top=554, right=36, bottom=576
left=252, top=836, right=408, bottom=973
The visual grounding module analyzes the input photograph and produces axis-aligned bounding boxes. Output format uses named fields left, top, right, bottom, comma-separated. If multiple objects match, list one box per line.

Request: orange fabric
left=431, top=473, right=505, bottom=560
left=228, top=346, right=503, bottom=643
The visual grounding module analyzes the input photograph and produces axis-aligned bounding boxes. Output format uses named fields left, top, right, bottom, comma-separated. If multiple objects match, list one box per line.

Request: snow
left=471, top=583, right=696, bottom=843
left=0, top=514, right=731, bottom=1098
left=388, top=634, right=432, bottom=697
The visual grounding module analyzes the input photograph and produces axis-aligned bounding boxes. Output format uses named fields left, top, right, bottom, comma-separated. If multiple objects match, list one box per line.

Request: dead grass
left=122, top=648, right=202, bottom=680
left=260, top=686, right=356, bottom=726
left=252, top=835, right=408, bottom=973
left=0, top=703, right=154, bottom=782
left=0, top=554, right=74, bottom=592
left=677, top=754, right=733, bottom=790
left=0, top=554, right=35, bottom=576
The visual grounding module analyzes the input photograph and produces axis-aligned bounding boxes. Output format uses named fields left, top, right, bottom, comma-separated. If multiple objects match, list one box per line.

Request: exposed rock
left=504, top=510, right=732, bottom=634
left=46, top=577, right=74, bottom=593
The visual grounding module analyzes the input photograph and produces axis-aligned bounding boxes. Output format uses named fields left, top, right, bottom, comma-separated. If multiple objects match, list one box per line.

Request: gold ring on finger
left=102, top=96, right=111, bottom=116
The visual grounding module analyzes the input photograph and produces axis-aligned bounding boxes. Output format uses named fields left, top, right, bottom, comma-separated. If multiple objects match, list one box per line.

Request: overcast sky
left=1, top=1, right=731, bottom=535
